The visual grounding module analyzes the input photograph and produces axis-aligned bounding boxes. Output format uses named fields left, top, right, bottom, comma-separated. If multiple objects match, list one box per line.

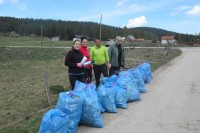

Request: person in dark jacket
left=80, top=36, right=92, bottom=83
left=108, top=36, right=125, bottom=76
left=65, top=40, right=84, bottom=90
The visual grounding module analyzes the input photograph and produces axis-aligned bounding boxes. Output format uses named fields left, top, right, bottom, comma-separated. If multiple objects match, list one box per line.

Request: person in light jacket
left=108, top=36, right=125, bottom=76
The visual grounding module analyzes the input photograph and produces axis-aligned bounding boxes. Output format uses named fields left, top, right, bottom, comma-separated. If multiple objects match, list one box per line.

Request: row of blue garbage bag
left=38, top=62, right=153, bottom=133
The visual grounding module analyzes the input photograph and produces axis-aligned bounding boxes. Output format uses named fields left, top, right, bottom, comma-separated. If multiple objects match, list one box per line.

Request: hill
left=0, top=16, right=198, bottom=45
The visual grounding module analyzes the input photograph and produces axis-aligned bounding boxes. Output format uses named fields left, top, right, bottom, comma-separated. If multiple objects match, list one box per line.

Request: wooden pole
left=100, top=14, right=102, bottom=39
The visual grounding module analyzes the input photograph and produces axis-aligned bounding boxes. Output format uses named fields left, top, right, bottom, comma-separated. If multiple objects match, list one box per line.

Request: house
left=105, top=39, right=115, bottom=47
left=161, top=36, right=176, bottom=44
left=125, top=35, right=135, bottom=42
left=193, top=44, right=200, bottom=47
left=52, top=37, right=59, bottom=42
left=74, top=35, right=90, bottom=41
left=134, top=38, right=144, bottom=42
left=121, top=37, right=126, bottom=41
left=125, top=35, right=145, bottom=42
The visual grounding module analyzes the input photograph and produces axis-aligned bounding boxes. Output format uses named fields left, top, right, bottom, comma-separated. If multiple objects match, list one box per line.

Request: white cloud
left=17, top=3, right=26, bottom=10
left=101, top=3, right=141, bottom=19
left=170, top=6, right=191, bottom=16
left=0, top=0, right=19, bottom=4
left=0, top=0, right=5, bottom=4
left=129, top=4, right=141, bottom=11
left=10, top=0, right=18, bottom=4
left=186, top=5, right=200, bottom=16
left=0, top=0, right=27, bottom=10
left=116, top=0, right=128, bottom=6
left=126, top=16, right=147, bottom=28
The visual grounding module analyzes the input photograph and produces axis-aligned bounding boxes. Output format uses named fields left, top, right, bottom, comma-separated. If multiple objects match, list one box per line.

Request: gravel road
left=77, top=47, right=200, bottom=133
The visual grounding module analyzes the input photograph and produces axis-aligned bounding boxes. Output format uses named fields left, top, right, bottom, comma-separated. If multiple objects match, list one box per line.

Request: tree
left=123, top=26, right=128, bottom=37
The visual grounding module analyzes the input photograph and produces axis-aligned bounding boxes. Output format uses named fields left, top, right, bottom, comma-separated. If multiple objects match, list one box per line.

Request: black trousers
left=69, top=74, right=84, bottom=90
left=109, top=66, right=120, bottom=76
left=83, top=68, right=92, bottom=83
left=93, top=63, right=108, bottom=88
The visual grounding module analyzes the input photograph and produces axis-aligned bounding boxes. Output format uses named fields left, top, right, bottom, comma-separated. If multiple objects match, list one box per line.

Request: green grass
left=0, top=43, right=182, bottom=132
left=1, top=114, right=44, bottom=133
left=0, top=47, right=71, bottom=130
left=0, top=36, right=191, bottom=48
left=0, top=36, right=95, bottom=47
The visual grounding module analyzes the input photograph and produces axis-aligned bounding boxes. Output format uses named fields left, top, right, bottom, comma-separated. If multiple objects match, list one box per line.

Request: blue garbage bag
left=101, top=76, right=127, bottom=109
left=109, top=75, right=118, bottom=82
left=113, top=83, right=127, bottom=109
left=74, top=81, right=104, bottom=128
left=102, top=75, right=118, bottom=84
left=125, top=82, right=141, bottom=102
left=117, top=71, right=140, bottom=102
left=137, top=62, right=153, bottom=84
left=56, top=91, right=83, bottom=133
left=102, top=77, right=109, bottom=84
left=74, top=81, right=105, bottom=113
left=137, top=64, right=147, bottom=83
left=38, top=109, right=69, bottom=133
left=128, top=68, right=146, bottom=93
left=143, top=62, right=153, bottom=83
left=97, top=82, right=117, bottom=113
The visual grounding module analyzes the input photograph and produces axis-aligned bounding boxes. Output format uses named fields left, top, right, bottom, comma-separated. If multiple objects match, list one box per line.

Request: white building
left=161, top=36, right=176, bottom=44
left=52, top=37, right=59, bottom=42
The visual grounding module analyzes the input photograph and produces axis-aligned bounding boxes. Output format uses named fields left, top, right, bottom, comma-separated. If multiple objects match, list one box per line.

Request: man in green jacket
left=90, top=38, right=110, bottom=88
left=108, top=36, right=125, bottom=76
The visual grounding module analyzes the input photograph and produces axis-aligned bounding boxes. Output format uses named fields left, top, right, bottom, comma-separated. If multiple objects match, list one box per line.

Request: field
left=0, top=36, right=182, bottom=132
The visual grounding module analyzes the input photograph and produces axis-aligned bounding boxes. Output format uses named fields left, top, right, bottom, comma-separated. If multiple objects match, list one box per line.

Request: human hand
left=77, top=63, right=83, bottom=67
left=107, top=63, right=111, bottom=70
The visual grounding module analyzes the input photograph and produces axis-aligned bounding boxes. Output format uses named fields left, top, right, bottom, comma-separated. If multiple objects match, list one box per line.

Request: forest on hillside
left=0, top=16, right=199, bottom=45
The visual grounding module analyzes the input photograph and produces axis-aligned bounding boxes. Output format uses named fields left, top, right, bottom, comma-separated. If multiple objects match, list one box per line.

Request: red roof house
left=161, top=36, right=176, bottom=44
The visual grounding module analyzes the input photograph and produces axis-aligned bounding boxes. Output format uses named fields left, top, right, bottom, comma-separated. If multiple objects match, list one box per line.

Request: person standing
left=90, top=38, right=110, bottom=88
left=80, top=36, right=92, bottom=83
left=108, top=36, right=125, bottom=76
left=65, top=40, right=84, bottom=90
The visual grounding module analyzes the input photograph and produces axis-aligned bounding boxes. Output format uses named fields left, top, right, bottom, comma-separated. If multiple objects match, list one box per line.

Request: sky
left=0, top=0, right=200, bottom=35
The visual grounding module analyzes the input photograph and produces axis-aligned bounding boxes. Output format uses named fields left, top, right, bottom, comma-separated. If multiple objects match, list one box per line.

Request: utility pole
left=99, top=14, right=102, bottom=40
left=40, top=21, right=43, bottom=46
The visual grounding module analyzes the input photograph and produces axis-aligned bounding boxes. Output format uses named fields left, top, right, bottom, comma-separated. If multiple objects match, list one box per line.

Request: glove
left=77, top=63, right=83, bottom=67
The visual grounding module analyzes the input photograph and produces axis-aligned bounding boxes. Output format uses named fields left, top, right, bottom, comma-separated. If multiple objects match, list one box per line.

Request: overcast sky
left=0, top=0, right=200, bottom=35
